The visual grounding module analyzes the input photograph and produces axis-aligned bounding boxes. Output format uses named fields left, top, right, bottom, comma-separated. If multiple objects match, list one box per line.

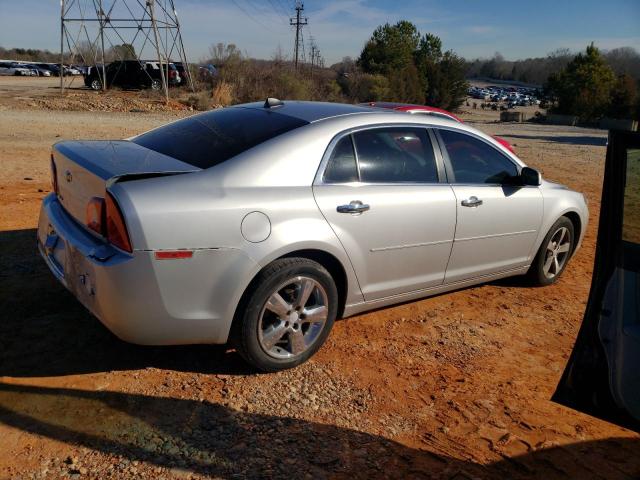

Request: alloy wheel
left=543, top=226, right=571, bottom=279
left=258, top=276, right=329, bottom=359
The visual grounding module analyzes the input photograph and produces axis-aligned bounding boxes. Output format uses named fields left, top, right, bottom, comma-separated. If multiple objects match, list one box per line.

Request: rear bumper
left=37, top=193, right=258, bottom=345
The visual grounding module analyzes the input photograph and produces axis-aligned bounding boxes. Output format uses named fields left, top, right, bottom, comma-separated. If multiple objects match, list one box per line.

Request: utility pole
left=289, top=1, right=307, bottom=70
left=60, top=0, right=65, bottom=93
left=310, top=44, right=316, bottom=74
left=309, top=36, right=322, bottom=77
left=97, top=0, right=106, bottom=91
left=148, top=0, right=169, bottom=104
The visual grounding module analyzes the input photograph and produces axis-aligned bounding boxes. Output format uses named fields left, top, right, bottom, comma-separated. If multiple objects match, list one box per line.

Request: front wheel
left=528, top=217, right=574, bottom=286
left=89, top=79, right=102, bottom=90
left=150, top=79, right=161, bottom=90
left=233, top=258, right=338, bottom=372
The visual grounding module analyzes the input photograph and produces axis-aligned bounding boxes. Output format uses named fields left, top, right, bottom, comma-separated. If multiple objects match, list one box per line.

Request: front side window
left=352, top=127, right=438, bottom=183
left=323, top=135, right=358, bottom=183
left=439, top=129, right=518, bottom=184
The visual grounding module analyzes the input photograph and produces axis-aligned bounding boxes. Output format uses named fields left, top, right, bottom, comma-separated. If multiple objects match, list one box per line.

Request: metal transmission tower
left=59, top=0, right=194, bottom=101
left=289, top=1, right=308, bottom=70
left=309, top=36, right=323, bottom=75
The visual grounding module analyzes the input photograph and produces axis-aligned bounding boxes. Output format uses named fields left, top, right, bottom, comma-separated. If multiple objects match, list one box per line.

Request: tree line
left=545, top=44, right=639, bottom=121
left=466, top=47, right=640, bottom=86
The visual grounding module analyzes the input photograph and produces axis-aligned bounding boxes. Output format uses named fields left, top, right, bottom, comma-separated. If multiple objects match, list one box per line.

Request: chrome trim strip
left=370, top=239, right=451, bottom=252
left=455, top=229, right=537, bottom=242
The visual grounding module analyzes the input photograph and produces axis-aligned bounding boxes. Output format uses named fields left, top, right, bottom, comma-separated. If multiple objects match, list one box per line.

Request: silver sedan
left=37, top=100, right=589, bottom=371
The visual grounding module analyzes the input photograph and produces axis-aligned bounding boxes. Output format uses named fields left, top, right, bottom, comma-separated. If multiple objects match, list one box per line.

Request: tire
left=528, top=216, right=575, bottom=286
left=89, top=79, right=102, bottom=91
left=150, top=79, right=161, bottom=91
left=233, top=258, right=338, bottom=372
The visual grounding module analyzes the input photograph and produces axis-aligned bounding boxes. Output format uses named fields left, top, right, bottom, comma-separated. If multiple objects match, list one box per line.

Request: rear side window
left=353, top=127, right=438, bottom=183
left=323, top=136, right=358, bottom=183
left=439, top=129, right=518, bottom=184
left=133, top=107, right=308, bottom=169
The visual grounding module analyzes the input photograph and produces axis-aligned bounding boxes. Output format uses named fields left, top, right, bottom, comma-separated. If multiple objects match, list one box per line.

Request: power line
left=230, top=0, right=281, bottom=33
left=266, top=0, right=289, bottom=20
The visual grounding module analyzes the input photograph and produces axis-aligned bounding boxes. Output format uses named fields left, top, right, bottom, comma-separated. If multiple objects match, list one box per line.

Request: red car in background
left=362, top=102, right=515, bottom=153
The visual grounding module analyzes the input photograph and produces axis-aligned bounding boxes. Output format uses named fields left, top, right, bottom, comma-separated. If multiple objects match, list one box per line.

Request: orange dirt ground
left=0, top=76, right=638, bottom=479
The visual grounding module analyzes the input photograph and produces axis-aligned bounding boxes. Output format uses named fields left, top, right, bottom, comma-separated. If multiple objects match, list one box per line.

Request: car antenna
left=264, top=98, right=284, bottom=108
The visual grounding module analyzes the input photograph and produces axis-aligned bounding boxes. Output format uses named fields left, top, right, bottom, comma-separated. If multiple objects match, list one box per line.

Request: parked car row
left=0, top=60, right=83, bottom=77
left=469, top=85, right=542, bottom=107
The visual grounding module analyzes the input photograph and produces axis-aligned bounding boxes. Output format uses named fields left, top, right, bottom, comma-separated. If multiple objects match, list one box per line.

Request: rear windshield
left=132, top=107, right=308, bottom=169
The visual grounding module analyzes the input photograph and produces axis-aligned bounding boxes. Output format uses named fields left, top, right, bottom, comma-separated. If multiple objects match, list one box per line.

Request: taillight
left=86, top=197, right=106, bottom=235
left=51, top=154, right=59, bottom=195
left=105, top=192, right=132, bottom=253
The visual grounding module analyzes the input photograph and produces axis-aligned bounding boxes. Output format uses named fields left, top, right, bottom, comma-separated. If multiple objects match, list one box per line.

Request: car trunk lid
left=52, top=140, right=199, bottom=228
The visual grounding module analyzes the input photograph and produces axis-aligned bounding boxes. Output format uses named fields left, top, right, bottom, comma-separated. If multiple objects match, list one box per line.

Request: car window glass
left=323, top=135, right=358, bottom=183
left=352, top=128, right=438, bottom=183
left=133, top=107, right=309, bottom=169
left=439, top=129, right=518, bottom=184
left=623, top=148, right=640, bottom=243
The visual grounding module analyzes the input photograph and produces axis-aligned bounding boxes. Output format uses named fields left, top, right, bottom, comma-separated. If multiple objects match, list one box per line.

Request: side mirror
left=520, top=166, right=541, bottom=186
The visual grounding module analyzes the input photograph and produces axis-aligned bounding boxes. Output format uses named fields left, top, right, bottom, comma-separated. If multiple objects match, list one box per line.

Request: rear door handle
left=461, top=196, right=483, bottom=207
left=337, top=200, right=370, bottom=214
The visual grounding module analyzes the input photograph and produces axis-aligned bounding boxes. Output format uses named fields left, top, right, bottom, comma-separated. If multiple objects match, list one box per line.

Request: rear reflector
left=105, top=192, right=132, bottom=253
left=155, top=250, right=194, bottom=260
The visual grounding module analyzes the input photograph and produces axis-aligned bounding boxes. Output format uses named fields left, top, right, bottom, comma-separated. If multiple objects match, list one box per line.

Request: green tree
left=546, top=43, right=616, bottom=121
left=109, top=43, right=136, bottom=60
left=435, top=51, right=469, bottom=110
left=608, top=74, right=638, bottom=119
left=341, top=73, right=389, bottom=102
left=415, top=33, right=468, bottom=110
left=357, top=21, right=420, bottom=75
left=388, top=63, right=425, bottom=104
left=356, top=24, right=467, bottom=109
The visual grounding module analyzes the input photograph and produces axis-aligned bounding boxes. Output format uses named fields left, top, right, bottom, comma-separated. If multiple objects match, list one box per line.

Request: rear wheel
left=150, top=79, right=161, bottom=90
left=234, top=258, right=338, bottom=372
left=89, top=79, right=102, bottom=90
left=528, top=217, right=574, bottom=286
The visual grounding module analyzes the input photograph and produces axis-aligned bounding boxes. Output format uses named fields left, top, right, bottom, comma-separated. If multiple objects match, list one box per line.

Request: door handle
left=337, top=200, right=370, bottom=214
left=461, top=196, right=483, bottom=207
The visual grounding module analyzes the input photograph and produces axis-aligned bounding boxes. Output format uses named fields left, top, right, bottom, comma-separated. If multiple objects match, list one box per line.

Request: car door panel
left=445, top=185, right=543, bottom=282
left=313, top=127, right=456, bottom=301
left=314, top=184, right=457, bottom=300
left=434, top=128, right=543, bottom=283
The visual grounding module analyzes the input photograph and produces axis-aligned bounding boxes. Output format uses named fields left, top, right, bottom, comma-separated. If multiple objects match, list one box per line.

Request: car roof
left=233, top=100, right=391, bottom=123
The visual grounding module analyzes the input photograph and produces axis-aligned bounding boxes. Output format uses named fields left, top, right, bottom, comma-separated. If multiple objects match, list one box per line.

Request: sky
left=0, top=0, right=639, bottom=64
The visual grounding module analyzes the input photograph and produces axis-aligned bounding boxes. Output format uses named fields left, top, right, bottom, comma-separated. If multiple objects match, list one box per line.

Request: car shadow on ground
left=0, top=383, right=639, bottom=479
left=503, top=133, right=607, bottom=147
left=0, top=228, right=541, bottom=378
left=0, top=228, right=252, bottom=378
